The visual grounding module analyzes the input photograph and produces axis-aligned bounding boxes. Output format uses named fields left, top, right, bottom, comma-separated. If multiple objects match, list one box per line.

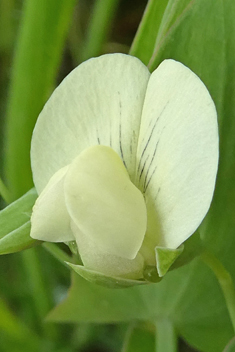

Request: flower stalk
left=0, top=176, right=11, bottom=204
left=201, top=250, right=235, bottom=332
left=43, top=242, right=73, bottom=268
left=155, top=319, right=178, bottom=352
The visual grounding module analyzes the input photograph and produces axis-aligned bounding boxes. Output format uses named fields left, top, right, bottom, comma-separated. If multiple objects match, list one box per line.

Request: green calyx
left=155, top=245, right=184, bottom=277
left=66, top=262, right=148, bottom=289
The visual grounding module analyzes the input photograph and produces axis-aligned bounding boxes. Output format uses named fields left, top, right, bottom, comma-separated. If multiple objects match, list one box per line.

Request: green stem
left=0, top=0, right=15, bottom=53
left=0, top=176, right=11, bottom=204
left=148, top=0, right=195, bottom=72
left=4, top=0, right=76, bottom=199
left=68, top=4, right=83, bottom=65
left=42, top=242, right=72, bottom=268
left=21, top=248, right=55, bottom=337
left=81, top=0, right=120, bottom=61
left=201, top=251, right=235, bottom=332
left=155, top=320, right=177, bottom=352
left=129, top=0, right=168, bottom=66
left=22, top=248, right=52, bottom=318
left=121, top=323, right=136, bottom=352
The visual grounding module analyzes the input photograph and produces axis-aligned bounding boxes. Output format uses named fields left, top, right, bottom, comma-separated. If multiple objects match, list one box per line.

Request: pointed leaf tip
left=0, top=188, right=37, bottom=240
left=0, top=222, right=40, bottom=255
left=0, top=188, right=39, bottom=254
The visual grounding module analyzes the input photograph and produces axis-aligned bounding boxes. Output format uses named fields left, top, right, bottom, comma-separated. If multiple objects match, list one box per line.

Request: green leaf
left=47, top=271, right=149, bottom=323
left=4, top=0, right=76, bottom=200
left=170, top=231, right=202, bottom=270
left=0, top=222, right=37, bottom=255
left=155, top=245, right=184, bottom=277
left=129, top=0, right=169, bottom=64
left=66, top=262, right=148, bottom=289
left=121, top=325, right=155, bottom=352
left=223, top=337, right=235, bottom=352
left=48, top=260, right=234, bottom=352
left=130, top=0, right=194, bottom=66
left=0, top=188, right=37, bottom=239
left=0, top=188, right=38, bottom=254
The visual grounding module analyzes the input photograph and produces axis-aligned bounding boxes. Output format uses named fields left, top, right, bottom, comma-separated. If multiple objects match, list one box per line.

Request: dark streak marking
left=143, top=140, right=159, bottom=190
left=155, top=187, right=161, bottom=200
left=145, top=166, right=157, bottom=192
left=119, top=123, right=123, bottom=158
left=118, top=91, right=127, bottom=168
left=138, top=101, right=170, bottom=172
left=109, top=121, right=112, bottom=147
left=139, top=155, right=149, bottom=181
left=97, top=129, right=101, bottom=144
left=132, top=130, right=137, bottom=143
left=138, top=139, right=150, bottom=173
left=119, top=123, right=126, bottom=167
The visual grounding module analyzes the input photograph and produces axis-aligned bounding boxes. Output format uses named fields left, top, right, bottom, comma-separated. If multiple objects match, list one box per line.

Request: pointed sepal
left=66, top=262, right=148, bottom=289
left=155, top=245, right=184, bottom=277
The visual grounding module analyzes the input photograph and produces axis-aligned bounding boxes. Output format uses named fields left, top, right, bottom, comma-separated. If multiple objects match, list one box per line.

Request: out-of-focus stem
left=81, top=0, right=120, bottom=61
left=21, top=248, right=56, bottom=337
left=155, top=320, right=178, bottom=352
left=201, top=251, right=235, bottom=332
left=0, top=176, right=11, bottom=204
left=43, top=242, right=72, bottom=268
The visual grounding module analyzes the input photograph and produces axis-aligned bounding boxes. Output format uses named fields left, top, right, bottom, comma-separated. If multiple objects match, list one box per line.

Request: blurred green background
left=1, top=0, right=235, bottom=351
